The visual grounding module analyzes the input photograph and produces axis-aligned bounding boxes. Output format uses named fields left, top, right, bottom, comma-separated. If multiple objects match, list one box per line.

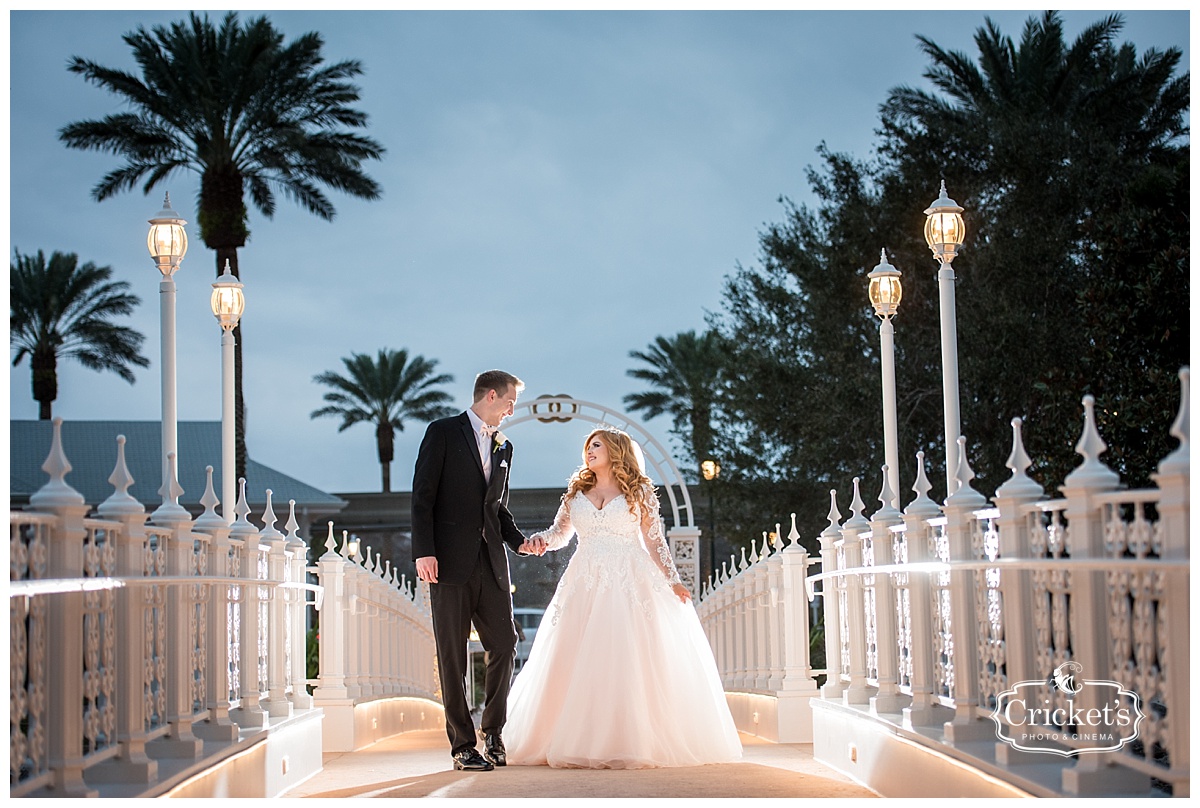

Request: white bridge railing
left=9, top=419, right=439, bottom=797
left=308, top=523, right=441, bottom=751
left=703, top=368, right=1189, bottom=797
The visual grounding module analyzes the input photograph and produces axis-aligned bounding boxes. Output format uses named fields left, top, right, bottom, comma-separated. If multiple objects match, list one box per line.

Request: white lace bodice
left=532, top=485, right=683, bottom=589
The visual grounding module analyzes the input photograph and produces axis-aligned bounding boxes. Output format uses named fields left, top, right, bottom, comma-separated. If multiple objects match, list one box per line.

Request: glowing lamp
left=923, top=180, right=965, bottom=264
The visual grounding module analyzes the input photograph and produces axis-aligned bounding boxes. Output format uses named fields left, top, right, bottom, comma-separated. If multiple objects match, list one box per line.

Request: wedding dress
left=504, top=485, right=742, bottom=768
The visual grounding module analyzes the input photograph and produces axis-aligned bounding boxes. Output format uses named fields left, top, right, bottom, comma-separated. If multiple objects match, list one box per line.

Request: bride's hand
left=671, top=583, right=692, bottom=603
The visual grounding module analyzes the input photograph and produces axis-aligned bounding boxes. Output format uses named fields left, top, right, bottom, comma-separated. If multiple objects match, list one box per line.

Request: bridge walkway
left=285, top=730, right=876, bottom=799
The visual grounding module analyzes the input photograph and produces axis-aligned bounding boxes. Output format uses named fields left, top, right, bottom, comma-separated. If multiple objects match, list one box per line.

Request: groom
left=411, top=369, right=542, bottom=772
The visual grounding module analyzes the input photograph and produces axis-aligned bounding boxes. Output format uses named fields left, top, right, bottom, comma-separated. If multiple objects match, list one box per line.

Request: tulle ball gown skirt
left=504, top=541, right=742, bottom=769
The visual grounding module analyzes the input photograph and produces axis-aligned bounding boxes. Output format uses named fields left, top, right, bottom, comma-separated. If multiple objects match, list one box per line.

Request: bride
left=504, top=426, right=742, bottom=768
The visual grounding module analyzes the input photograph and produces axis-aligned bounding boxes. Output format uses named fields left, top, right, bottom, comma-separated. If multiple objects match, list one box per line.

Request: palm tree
left=10, top=249, right=149, bottom=420
left=59, top=11, right=386, bottom=482
left=624, top=330, right=725, bottom=475
left=312, top=349, right=456, bottom=493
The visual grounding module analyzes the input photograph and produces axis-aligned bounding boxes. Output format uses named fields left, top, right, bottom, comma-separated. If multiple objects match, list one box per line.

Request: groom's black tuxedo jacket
left=411, top=412, right=527, bottom=588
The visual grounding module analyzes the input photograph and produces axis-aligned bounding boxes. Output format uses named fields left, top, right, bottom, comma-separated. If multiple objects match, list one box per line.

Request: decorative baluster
left=734, top=548, right=750, bottom=690
left=285, top=502, right=314, bottom=710
left=69, top=434, right=150, bottom=787
left=146, top=451, right=203, bottom=759
left=90, top=436, right=159, bottom=783
left=870, top=466, right=905, bottom=714
left=772, top=512, right=818, bottom=741
left=817, top=490, right=845, bottom=699
left=1152, top=365, right=1190, bottom=559
left=840, top=478, right=872, bottom=704
left=762, top=525, right=784, bottom=692
left=190, top=468, right=240, bottom=741
left=229, top=479, right=267, bottom=728
left=31, top=420, right=96, bottom=795
left=901, top=452, right=941, bottom=728
left=313, top=523, right=350, bottom=702
left=717, top=561, right=732, bottom=689
left=384, top=562, right=398, bottom=694
left=368, top=551, right=384, bottom=696
left=260, top=491, right=292, bottom=718
left=745, top=537, right=763, bottom=690
left=343, top=534, right=364, bottom=700
left=941, top=437, right=990, bottom=742
left=1059, top=398, right=1144, bottom=794
left=752, top=533, right=771, bottom=690
left=1151, top=368, right=1189, bottom=787
left=990, top=418, right=1044, bottom=763
left=397, top=572, right=412, bottom=693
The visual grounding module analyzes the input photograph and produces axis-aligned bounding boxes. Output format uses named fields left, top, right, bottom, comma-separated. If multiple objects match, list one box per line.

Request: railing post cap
left=944, top=437, right=987, bottom=508
left=842, top=477, right=870, bottom=529
left=996, top=417, right=1045, bottom=500
left=193, top=465, right=228, bottom=532
left=98, top=434, right=147, bottom=517
left=29, top=417, right=87, bottom=510
left=871, top=464, right=903, bottom=523
left=1155, top=366, right=1190, bottom=477
left=904, top=451, right=940, bottom=518
left=1062, top=396, right=1121, bottom=492
left=228, top=477, right=259, bottom=539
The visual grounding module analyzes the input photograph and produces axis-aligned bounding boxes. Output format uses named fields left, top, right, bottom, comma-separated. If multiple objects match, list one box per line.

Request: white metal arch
left=504, top=395, right=696, bottom=529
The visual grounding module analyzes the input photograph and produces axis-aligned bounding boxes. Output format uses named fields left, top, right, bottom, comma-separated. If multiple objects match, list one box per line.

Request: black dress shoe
left=481, top=732, right=507, bottom=766
left=452, top=748, right=494, bottom=771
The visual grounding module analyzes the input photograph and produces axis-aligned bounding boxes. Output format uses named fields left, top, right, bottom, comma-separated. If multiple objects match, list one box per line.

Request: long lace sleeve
left=639, top=484, right=683, bottom=587
left=531, top=497, right=575, bottom=551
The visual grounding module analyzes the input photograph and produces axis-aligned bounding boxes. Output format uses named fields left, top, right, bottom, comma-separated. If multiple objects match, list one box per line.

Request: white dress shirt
left=465, top=408, right=493, bottom=481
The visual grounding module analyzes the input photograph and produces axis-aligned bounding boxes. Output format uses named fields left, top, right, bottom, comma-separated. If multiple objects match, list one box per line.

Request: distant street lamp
left=211, top=261, right=245, bottom=523
left=924, top=180, right=966, bottom=497
left=147, top=193, right=189, bottom=519
left=867, top=249, right=902, bottom=509
left=701, top=459, right=721, bottom=583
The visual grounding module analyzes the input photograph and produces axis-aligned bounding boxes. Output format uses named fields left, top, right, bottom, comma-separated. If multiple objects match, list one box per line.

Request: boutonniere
left=492, top=430, right=508, bottom=453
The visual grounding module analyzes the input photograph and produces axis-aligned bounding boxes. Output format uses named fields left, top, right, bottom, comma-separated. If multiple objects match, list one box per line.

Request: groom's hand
left=415, top=556, right=438, bottom=584
left=518, top=536, right=547, bottom=556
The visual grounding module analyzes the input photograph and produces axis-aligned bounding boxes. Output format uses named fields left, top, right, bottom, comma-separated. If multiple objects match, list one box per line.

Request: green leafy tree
left=311, top=349, right=455, bottom=493
left=10, top=249, right=149, bottom=420
left=624, top=330, right=725, bottom=477
left=881, top=11, right=1189, bottom=487
left=59, top=11, right=386, bottom=482
left=713, top=12, right=1188, bottom=548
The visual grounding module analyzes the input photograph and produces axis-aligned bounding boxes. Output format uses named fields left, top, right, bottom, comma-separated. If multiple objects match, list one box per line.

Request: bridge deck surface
left=285, top=729, right=877, bottom=799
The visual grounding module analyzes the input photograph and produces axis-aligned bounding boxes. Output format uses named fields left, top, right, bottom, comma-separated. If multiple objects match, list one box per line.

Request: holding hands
left=519, top=535, right=548, bottom=556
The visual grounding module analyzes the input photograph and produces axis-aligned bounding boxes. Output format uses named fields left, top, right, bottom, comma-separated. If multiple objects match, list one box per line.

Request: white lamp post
left=147, top=193, right=189, bottom=519
left=924, top=180, right=966, bottom=498
left=867, top=249, right=902, bottom=509
left=701, top=459, right=721, bottom=581
left=211, top=261, right=245, bottom=523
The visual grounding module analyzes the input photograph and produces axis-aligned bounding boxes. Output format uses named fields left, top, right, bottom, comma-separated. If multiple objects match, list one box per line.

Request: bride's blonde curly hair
left=564, top=427, right=655, bottom=518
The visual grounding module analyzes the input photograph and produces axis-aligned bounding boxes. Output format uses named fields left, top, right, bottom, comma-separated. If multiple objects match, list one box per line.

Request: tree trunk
left=377, top=421, right=395, bottom=493
left=31, top=343, right=57, bottom=420
left=200, top=165, right=250, bottom=487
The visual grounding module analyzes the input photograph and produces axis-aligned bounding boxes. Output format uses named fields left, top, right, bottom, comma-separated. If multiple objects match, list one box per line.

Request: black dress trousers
left=428, top=546, right=519, bottom=755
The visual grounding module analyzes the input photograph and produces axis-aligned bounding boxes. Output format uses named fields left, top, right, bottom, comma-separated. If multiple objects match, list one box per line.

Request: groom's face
left=480, top=384, right=519, bottom=427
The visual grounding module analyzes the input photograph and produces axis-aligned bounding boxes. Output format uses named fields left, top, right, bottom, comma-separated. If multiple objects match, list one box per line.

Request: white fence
left=9, top=419, right=439, bottom=796
left=806, top=370, right=1188, bottom=796
left=308, top=523, right=442, bottom=751
left=695, top=517, right=824, bottom=741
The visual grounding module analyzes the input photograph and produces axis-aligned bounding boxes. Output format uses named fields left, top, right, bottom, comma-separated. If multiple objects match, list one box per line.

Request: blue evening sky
left=7, top=5, right=1191, bottom=496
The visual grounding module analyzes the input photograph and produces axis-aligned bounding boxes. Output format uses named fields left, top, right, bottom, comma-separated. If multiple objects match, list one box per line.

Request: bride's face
left=584, top=436, right=611, bottom=472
